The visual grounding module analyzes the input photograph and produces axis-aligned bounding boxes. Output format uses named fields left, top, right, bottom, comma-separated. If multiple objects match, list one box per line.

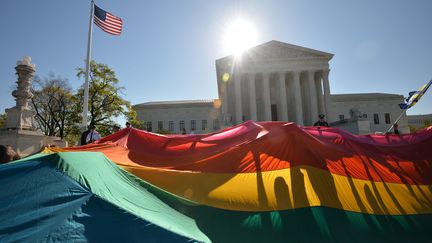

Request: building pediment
left=217, top=40, right=334, bottom=64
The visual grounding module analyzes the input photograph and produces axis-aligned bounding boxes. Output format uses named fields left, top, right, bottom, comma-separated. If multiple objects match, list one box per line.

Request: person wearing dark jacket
left=125, top=122, right=132, bottom=128
left=313, top=114, right=329, bottom=127
left=393, top=123, right=400, bottom=134
left=80, top=128, right=90, bottom=145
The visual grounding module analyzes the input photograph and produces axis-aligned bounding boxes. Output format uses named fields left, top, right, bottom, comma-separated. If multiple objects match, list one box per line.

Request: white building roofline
left=133, top=99, right=219, bottom=109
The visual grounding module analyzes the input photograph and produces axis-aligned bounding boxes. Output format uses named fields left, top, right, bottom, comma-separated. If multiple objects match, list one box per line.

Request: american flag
left=94, top=4, right=122, bottom=35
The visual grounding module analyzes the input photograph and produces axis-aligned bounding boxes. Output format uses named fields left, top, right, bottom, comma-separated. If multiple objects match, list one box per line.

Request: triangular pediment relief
left=217, top=40, right=333, bottom=63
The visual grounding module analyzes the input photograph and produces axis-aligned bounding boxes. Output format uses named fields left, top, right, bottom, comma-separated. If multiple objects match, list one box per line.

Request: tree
left=424, top=119, right=432, bottom=127
left=0, top=113, right=6, bottom=128
left=29, top=61, right=140, bottom=144
left=408, top=125, right=418, bottom=133
left=31, top=74, right=80, bottom=139
left=76, top=61, right=132, bottom=136
left=409, top=118, right=432, bottom=133
left=124, top=103, right=144, bottom=129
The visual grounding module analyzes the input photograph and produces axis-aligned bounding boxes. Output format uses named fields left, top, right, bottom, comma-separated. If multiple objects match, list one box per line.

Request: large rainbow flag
left=2, top=121, right=432, bottom=242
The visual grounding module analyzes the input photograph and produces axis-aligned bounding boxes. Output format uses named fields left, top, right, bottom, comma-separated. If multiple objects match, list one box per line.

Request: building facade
left=407, top=114, right=432, bottom=129
left=133, top=100, right=221, bottom=134
left=216, top=40, right=333, bottom=127
left=330, top=93, right=408, bottom=133
left=134, top=40, right=409, bottom=134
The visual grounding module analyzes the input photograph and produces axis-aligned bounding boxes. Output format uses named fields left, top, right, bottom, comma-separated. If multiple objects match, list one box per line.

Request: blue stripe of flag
left=94, top=5, right=107, bottom=21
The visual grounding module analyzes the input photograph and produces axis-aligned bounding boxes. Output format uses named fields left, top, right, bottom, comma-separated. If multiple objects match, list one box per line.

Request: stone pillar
left=316, top=75, right=325, bottom=116
left=308, top=70, right=319, bottom=124
left=221, top=78, right=230, bottom=125
left=234, top=74, right=243, bottom=124
left=293, top=71, right=304, bottom=125
left=5, top=56, right=36, bottom=130
left=263, top=72, right=272, bottom=121
left=0, top=56, right=67, bottom=156
left=322, top=69, right=331, bottom=118
left=248, top=73, right=258, bottom=121
left=278, top=72, right=289, bottom=121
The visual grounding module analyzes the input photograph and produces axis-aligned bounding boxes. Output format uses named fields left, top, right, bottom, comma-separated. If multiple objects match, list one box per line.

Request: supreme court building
left=134, top=40, right=409, bottom=134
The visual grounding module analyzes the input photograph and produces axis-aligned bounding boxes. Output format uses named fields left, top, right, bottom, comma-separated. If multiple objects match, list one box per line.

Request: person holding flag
left=387, top=79, right=432, bottom=134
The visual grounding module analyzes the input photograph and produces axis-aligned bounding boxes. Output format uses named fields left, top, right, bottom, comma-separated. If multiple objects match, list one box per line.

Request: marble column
left=278, top=72, right=289, bottom=121
left=263, top=72, right=272, bottom=121
left=316, top=74, right=326, bottom=116
left=322, top=69, right=331, bottom=118
left=292, top=71, right=304, bottom=125
left=222, top=77, right=229, bottom=125
left=308, top=70, right=319, bottom=123
left=234, top=74, right=243, bottom=124
left=248, top=73, right=258, bottom=121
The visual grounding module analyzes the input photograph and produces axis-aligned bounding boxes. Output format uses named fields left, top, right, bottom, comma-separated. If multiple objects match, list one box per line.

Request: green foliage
left=124, top=104, right=144, bottom=129
left=64, top=125, right=81, bottom=146
left=408, top=118, right=432, bottom=133
left=0, top=113, right=6, bottom=128
left=95, top=121, right=120, bottom=137
left=30, top=61, right=142, bottom=143
left=76, top=61, right=131, bottom=136
left=156, top=129, right=174, bottom=135
left=408, top=125, right=418, bottom=133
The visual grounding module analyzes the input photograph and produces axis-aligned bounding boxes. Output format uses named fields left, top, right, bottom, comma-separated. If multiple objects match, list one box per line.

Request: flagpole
left=384, top=79, right=431, bottom=134
left=81, top=0, right=95, bottom=130
left=386, top=109, right=406, bottom=134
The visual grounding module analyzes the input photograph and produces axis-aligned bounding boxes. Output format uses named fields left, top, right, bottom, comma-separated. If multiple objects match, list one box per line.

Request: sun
left=223, top=18, right=257, bottom=55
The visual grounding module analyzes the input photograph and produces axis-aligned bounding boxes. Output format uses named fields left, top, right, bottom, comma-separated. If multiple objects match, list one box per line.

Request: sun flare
left=223, top=18, right=257, bottom=55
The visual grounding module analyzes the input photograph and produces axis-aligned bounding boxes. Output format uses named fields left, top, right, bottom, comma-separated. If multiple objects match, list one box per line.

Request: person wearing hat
left=314, top=114, right=329, bottom=127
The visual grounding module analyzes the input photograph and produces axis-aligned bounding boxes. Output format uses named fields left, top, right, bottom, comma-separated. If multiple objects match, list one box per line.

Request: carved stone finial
left=12, top=56, right=36, bottom=109
left=4, top=56, right=37, bottom=130
left=0, top=56, right=66, bottom=156
left=17, top=56, right=36, bottom=69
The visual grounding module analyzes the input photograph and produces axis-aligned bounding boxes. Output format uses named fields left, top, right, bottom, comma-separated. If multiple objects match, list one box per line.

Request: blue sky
left=1, top=0, right=431, bottom=120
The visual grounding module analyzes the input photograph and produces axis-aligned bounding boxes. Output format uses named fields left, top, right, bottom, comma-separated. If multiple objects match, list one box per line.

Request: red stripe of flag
left=94, top=16, right=122, bottom=35
left=94, top=18, right=122, bottom=35
left=93, top=4, right=122, bottom=35
left=106, top=17, right=122, bottom=27
left=95, top=17, right=121, bottom=32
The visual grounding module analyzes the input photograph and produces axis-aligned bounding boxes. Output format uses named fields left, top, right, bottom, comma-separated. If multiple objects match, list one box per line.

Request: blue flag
left=399, top=79, right=432, bottom=109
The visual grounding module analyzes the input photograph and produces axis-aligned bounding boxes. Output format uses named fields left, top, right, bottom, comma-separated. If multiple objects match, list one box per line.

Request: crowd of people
left=80, top=122, right=132, bottom=145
